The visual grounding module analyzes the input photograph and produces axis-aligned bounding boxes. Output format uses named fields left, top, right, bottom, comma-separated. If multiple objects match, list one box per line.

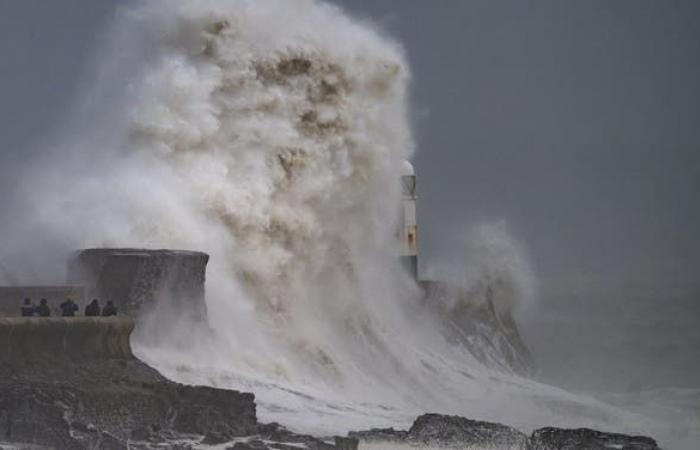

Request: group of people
left=21, top=298, right=118, bottom=317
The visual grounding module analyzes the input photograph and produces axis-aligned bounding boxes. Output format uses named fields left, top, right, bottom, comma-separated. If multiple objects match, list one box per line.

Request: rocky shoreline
left=350, top=413, right=661, bottom=450
left=0, top=318, right=350, bottom=450
left=0, top=359, right=663, bottom=449
left=0, top=353, right=358, bottom=450
left=0, top=318, right=662, bottom=450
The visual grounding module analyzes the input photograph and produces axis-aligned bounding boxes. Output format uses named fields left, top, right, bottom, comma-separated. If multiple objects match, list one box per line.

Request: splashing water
left=1, top=0, right=693, bottom=447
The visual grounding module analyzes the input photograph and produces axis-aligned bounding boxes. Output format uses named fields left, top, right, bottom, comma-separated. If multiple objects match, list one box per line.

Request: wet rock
left=256, top=422, right=338, bottom=450
left=0, top=358, right=258, bottom=449
left=350, top=415, right=664, bottom=450
left=408, top=413, right=528, bottom=449
left=0, top=314, right=358, bottom=450
left=348, top=427, right=408, bottom=442
left=0, top=315, right=256, bottom=450
left=203, top=431, right=230, bottom=445
left=529, top=427, right=660, bottom=450
left=94, top=431, right=128, bottom=450
left=130, top=426, right=152, bottom=441
left=349, top=414, right=528, bottom=449
left=334, top=436, right=359, bottom=450
left=230, top=439, right=269, bottom=450
left=227, top=434, right=348, bottom=450
left=169, top=384, right=256, bottom=439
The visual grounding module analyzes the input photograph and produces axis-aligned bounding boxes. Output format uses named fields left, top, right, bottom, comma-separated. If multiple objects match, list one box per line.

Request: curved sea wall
left=0, top=317, right=134, bottom=361
left=67, top=248, right=209, bottom=321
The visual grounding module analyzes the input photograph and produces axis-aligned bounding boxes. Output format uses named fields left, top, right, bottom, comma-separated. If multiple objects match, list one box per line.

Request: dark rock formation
left=0, top=317, right=357, bottom=450
left=237, top=423, right=358, bottom=450
left=351, top=414, right=527, bottom=449
left=0, top=318, right=255, bottom=449
left=349, top=414, right=661, bottom=450
left=1, top=360, right=259, bottom=449
left=333, top=436, right=361, bottom=450
left=348, top=427, right=408, bottom=442
left=529, top=427, right=660, bottom=450
left=67, top=248, right=209, bottom=321
left=0, top=359, right=257, bottom=449
left=408, top=413, right=528, bottom=449
left=0, top=316, right=662, bottom=450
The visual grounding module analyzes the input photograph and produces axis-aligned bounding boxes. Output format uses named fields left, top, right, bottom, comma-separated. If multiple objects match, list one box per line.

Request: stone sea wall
left=67, top=248, right=209, bottom=321
left=0, top=313, right=354, bottom=449
left=0, top=317, right=134, bottom=361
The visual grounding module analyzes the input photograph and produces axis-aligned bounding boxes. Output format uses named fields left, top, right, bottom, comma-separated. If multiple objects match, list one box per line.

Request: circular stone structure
left=67, top=248, right=209, bottom=322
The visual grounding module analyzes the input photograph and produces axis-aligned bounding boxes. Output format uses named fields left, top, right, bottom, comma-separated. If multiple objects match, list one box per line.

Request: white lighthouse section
left=400, top=160, right=418, bottom=278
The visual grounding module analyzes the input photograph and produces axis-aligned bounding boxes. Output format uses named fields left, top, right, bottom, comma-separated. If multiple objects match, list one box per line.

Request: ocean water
left=3, top=1, right=696, bottom=448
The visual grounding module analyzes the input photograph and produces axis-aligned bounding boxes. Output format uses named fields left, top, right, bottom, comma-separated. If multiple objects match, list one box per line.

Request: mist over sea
left=0, top=1, right=698, bottom=449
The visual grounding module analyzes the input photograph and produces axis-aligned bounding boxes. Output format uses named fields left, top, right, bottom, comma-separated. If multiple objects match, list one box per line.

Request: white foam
left=2, top=2, right=696, bottom=449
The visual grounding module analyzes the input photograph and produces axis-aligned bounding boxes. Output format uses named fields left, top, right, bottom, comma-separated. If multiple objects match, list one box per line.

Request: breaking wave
left=1, top=0, right=690, bottom=447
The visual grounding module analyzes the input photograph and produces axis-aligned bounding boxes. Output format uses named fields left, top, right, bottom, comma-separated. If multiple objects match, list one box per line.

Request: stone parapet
left=0, top=317, right=134, bottom=361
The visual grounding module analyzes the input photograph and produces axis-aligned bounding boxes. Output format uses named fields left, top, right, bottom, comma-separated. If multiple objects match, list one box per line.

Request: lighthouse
left=400, top=160, right=418, bottom=279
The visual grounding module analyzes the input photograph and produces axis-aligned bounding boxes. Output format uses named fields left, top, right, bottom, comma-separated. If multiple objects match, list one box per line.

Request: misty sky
left=1, top=1, right=698, bottom=392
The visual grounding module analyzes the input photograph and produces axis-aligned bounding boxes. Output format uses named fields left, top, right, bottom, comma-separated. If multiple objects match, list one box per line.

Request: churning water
left=2, top=1, right=696, bottom=448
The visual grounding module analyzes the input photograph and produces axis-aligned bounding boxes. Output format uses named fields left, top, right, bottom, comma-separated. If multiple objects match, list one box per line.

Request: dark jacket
left=101, top=303, right=117, bottom=317
left=60, top=300, right=79, bottom=317
left=20, top=305, right=34, bottom=317
left=85, top=302, right=100, bottom=317
left=35, top=303, right=51, bottom=317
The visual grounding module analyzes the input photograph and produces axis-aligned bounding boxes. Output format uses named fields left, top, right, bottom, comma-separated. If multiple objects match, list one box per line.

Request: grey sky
left=1, top=0, right=698, bottom=391
left=332, top=0, right=700, bottom=287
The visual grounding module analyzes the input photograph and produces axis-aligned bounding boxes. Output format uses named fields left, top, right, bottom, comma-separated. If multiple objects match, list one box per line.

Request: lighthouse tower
left=400, top=160, right=418, bottom=279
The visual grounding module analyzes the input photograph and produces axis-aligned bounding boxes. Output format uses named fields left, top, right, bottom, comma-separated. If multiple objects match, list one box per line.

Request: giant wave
left=1, top=1, right=692, bottom=448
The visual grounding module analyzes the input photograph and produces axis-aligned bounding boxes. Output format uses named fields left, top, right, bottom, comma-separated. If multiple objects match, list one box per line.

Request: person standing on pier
left=60, top=298, right=79, bottom=317
left=101, top=300, right=117, bottom=317
left=84, top=299, right=101, bottom=317
left=35, top=298, right=51, bottom=317
left=20, top=298, right=34, bottom=317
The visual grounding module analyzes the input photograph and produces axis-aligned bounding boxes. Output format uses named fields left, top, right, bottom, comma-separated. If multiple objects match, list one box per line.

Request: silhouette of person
left=84, top=299, right=101, bottom=317
left=60, top=298, right=79, bottom=317
left=101, top=300, right=117, bottom=317
left=20, top=298, right=34, bottom=317
left=35, top=298, right=51, bottom=317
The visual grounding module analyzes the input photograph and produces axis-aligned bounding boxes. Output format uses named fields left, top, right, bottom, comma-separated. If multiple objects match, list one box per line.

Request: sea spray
left=111, top=0, right=636, bottom=435
left=0, top=0, right=672, bottom=443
